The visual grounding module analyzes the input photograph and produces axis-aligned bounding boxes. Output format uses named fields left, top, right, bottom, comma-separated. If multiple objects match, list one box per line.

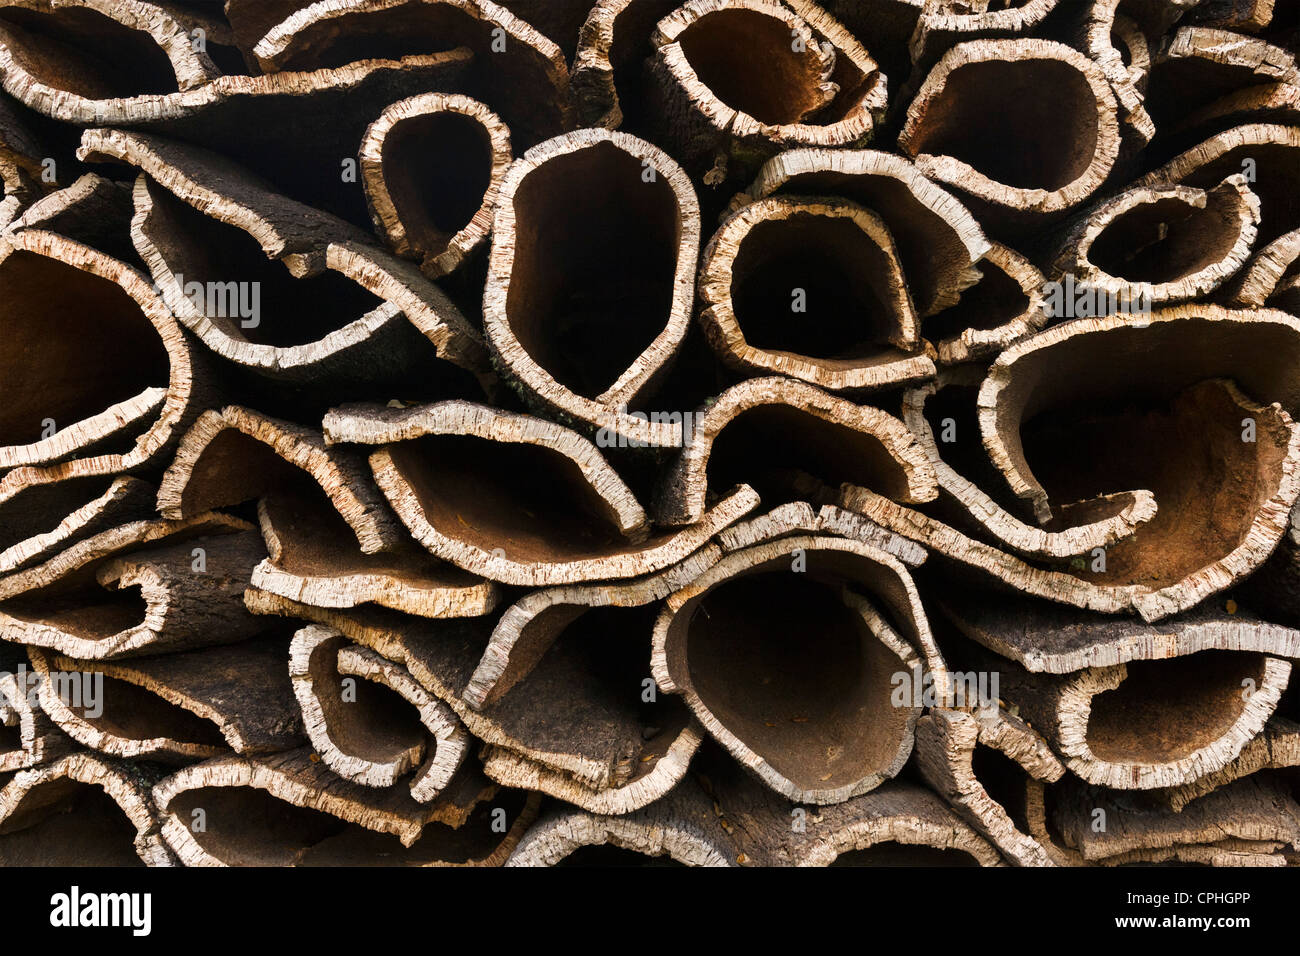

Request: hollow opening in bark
left=1021, top=378, right=1288, bottom=587
left=972, top=742, right=1031, bottom=832
left=923, top=258, right=1029, bottom=342
left=0, top=475, right=116, bottom=552
left=0, top=6, right=179, bottom=98
left=4, top=585, right=150, bottom=645
left=909, top=59, right=1099, bottom=190
left=506, top=142, right=678, bottom=398
left=1172, top=142, right=1299, bottom=246
left=0, top=783, right=143, bottom=866
left=387, top=435, right=628, bottom=562
left=58, top=673, right=228, bottom=750
left=309, top=639, right=426, bottom=771
left=1087, top=193, right=1246, bottom=284
left=1086, top=651, right=1268, bottom=763
left=380, top=111, right=494, bottom=253
left=675, top=9, right=828, bottom=125
left=144, top=186, right=385, bottom=348
left=557, top=843, right=686, bottom=866
left=170, top=784, right=524, bottom=865
left=0, top=250, right=169, bottom=450
left=0, top=718, right=20, bottom=753
left=685, top=570, right=910, bottom=791
left=263, top=5, right=471, bottom=72
left=707, top=404, right=919, bottom=507
left=828, top=842, right=982, bottom=866
left=730, top=214, right=905, bottom=359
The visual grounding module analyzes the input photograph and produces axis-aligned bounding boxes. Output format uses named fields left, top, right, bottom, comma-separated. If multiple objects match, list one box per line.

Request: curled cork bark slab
left=898, top=39, right=1121, bottom=221
left=1223, top=225, right=1300, bottom=308
left=5, top=172, right=137, bottom=263
left=247, top=591, right=704, bottom=804
left=0, top=0, right=219, bottom=120
left=1174, top=80, right=1300, bottom=138
left=738, top=148, right=990, bottom=316
left=651, top=536, right=946, bottom=803
left=909, top=0, right=1062, bottom=70
left=1190, top=0, right=1277, bottom=33
left=656, top=376, right=937, bottom=527
left=158, top=405, right=405, bottom=556
left=0, top=475, right=156, bottom=577
left=0, top=92, right=46, bottom=228
left=922, top=242, right=1047, bottom=366
left=938, top=586, right=1300, bottom=673
left=0, top=515, right=265, bottom=660
left=697, top=754, right=1004, bottom=865
left=646, top=0, right=887, bottom=182
left=1052, top=773, right=1300, bottom=863
left=1076, top=2, right=1155, bottom=147
left=990, top=645, right=1291, bottom=790
left=1153, top=718, right=1300, bottom=812
left=154, top=748, right=537, bottom=865
left=359, top=94, right=511, bottom=278
left=697, top=195, right=933, bottom=393
left=901, top=374, right=1158, bottom=562
left=1047, top=174, right=1261, bottom=306
left=484, top=128, right=699, bottom=447
left=0, top=229, right=199, bottom=475
left=1145, top=26, right=1298, bottom=128
left=913, top=708, right=1062, bottom=866
left=252, top=494, right=502, bottom=619
left=29, top=639, right=302, bottom=763
left=80, top=127, right=486, bottom=380
left=0, top=752, right=171, bottom=865
left=490, top=0, right=594, bottom=57
left=505, top=777, right=735, bottom=866
left=223, top=0, right=314, bottom=55
left=290, top=626, right=471, bottom=802
left=325, top=400, right=759, bottom=586
left=571, top=0, right=689, bottom=129
left=252, top=0, right=573, bottom=149
left=1131, top=123, right=1300, bottom=245
left=975, top=307, right=1300, bottom=620
left=0, top=654, right=70, bottom=772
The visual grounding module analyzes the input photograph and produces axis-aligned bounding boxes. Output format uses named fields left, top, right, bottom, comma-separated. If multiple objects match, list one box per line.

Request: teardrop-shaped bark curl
left=902, top=374, right=1158, bottom=561
left=29, top=640, right=303, bottom=763
left=738, top=148, right=990, bottom=316
left=993, top=649, right=1291, bottom=790
left=158, top=405, right=406, bottom=556
left=252, top=494, right=502, bottom=619
left=0, top=0, right=220, bottom=119
left=652, top=536, right=948, bottom=803
left=646, top=0, right=887, bottom=183
left=1046, top=174, right=1261, bottom=306
left=913, top=708, right=1064, bottom=866
left=360, top=94, right=511, bottom=279
left=0, top=476, right=156, bottom=577
left=937, top=582, right=1300, bottom=674
left=976, top=307, right=1300, bottom=620
left=0, top=752, right=172, bottom=866
left=325, top=400, right=760, bottom=586
left=252, top=0, right=573, bottom=149
left=922, top=243, right=1048, bottom=366
left=898, top=39, right=1121, bottom=223
left=0, top=229, right=201, bottom=476
left=0, top=515, right=265, bottom=660
left=154, top=748, right=538, bottom=865
left=289, top=626, right=470, bottom=802
left=656, top=376, right=937, bottom=527
left=79, top=127, right=488, bottom=382
left=909, top=0, right=1063, bottom=71
left=698, top=196, right=933, bottom=393
left=1131, top=123, right=1300, bottom=246
left=484, top=128, right=700, bottom=448
left=1222, top=226, right=1300, bottom=308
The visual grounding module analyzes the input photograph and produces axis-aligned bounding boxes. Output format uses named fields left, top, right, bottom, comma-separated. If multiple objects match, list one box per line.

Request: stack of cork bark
left=0, top=0, right=1297, bottom=868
